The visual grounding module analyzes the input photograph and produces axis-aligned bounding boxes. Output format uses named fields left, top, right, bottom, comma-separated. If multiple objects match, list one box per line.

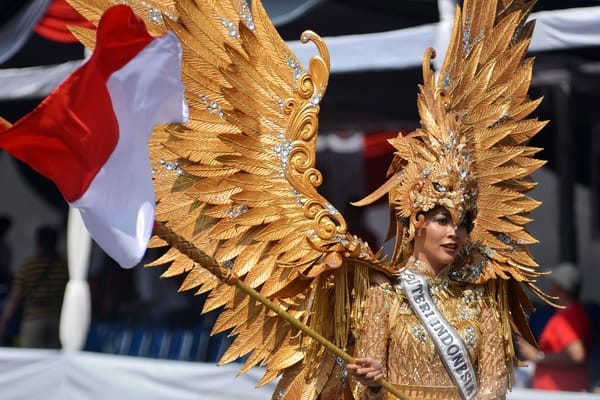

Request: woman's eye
left=435, top=217, right=449, bottom=225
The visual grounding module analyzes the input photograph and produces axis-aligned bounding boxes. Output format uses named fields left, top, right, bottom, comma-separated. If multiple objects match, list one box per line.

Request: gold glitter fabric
left=351, top=259, right=509, bottom=400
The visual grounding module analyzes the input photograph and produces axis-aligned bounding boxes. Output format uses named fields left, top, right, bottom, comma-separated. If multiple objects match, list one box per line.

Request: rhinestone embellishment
left=238, top=1, right=255, bottom=31
left=412, top=323, right=428, bottom=343
left=274, top=136, right=293, bottom=175
left=464, top=326, right=477, bottom=348
left=286, top=55, right=305, bottom=83
left=153, top=159, right=185, bottom=177
left=198, top=94, right=225, bottom=120
left=227, top=205, right=249, bottom=219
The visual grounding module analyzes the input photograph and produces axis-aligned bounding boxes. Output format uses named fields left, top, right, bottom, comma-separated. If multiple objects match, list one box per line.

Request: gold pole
left=154, top=221, right=406, bottom=399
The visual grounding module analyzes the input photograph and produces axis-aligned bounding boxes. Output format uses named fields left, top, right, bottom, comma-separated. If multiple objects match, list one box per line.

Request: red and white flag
left=0, top=5, right=189, bottom=268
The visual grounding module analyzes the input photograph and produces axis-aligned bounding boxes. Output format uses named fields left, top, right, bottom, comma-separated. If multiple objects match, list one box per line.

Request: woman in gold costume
left=347, top=206, right=510, bottom=399
left=66, top=0, right=550, bottom=399
left=338, top=0, right=552, bottom=396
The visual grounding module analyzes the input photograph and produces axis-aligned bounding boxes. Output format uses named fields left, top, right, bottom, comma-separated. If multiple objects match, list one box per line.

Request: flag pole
left=154, top=221, right=406, bottom=399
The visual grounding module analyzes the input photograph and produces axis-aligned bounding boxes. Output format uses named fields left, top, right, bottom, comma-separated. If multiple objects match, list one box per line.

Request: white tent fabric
left=289, top=5, right=600, bottom=73
left=269, top=0, right=323, bottom=26
left=0, top=0, right=52, bottom=64
left=1, top=6, right=600, bottom=100
left=0, top=348, right=277, bottom=400
left=0, top=59, right=81, bottom=100
left=0, top=348, right=599, bottom=400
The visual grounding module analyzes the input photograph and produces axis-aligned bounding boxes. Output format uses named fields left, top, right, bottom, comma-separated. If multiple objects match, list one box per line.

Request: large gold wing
left=66, top=0, right=380, bottom=397
left=384, top=0, right=548, bottom=350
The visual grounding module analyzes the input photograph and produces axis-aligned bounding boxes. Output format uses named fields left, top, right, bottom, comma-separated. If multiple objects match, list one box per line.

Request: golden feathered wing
left=67, top=0, right=379, bottom=396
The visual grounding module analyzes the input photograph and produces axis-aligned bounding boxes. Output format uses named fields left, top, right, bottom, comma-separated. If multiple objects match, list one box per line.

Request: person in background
left=0, top=214, right=16, bottom=346
left=0, top=225, right=69, bottom=348
left=0, top=214, right=13, bottom=299
left=130, top=246, right=193, bottom=328
left=517, top=262, right=592, bottom=392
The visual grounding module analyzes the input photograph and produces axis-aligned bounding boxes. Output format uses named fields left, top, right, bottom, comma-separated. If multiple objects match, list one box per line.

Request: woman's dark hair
left=463, top=211, right=475, bottom=234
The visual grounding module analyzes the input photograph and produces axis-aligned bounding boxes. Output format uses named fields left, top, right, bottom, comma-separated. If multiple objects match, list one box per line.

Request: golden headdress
left=354, top=68, right=479, bottom=250
left=65, top=0, right=548, bottom=397
left=357, top=1, right=548, bottom=290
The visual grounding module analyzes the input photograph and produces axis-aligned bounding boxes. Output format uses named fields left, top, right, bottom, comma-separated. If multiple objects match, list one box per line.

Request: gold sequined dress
left=351, top=258, right=509, bottom=400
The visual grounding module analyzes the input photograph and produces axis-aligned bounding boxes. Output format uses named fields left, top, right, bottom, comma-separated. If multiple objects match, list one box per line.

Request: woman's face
left=412, top=206, right=468, bottom=274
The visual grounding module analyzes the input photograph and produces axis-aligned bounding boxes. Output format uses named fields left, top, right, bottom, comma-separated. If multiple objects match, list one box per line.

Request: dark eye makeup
left=430, top=212, right=469, bottom=231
